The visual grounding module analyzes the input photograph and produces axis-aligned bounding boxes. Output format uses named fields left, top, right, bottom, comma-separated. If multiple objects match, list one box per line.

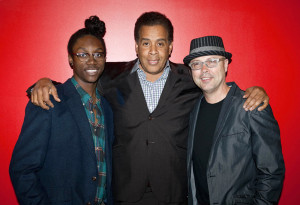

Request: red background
left=1, top=0, right=299, bottom=204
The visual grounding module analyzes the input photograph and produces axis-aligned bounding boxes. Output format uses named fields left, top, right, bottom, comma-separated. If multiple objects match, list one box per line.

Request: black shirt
left=192, top=97, right=224, bottom=205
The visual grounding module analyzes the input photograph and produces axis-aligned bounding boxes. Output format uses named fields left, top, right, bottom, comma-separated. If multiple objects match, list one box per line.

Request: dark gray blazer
left=187, top=82, right=285, bottom=205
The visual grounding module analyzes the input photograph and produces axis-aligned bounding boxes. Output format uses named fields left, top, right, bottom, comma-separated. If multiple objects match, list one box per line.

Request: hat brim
left=183, top=51, right=232, bottom=65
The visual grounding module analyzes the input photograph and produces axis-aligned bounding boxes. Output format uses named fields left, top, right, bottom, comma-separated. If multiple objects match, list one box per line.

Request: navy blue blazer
left=10, top=78, right=114, bottom=205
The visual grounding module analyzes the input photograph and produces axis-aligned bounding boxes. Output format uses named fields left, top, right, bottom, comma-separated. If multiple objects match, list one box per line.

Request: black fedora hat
left=183, top=36, right=232, bottom=65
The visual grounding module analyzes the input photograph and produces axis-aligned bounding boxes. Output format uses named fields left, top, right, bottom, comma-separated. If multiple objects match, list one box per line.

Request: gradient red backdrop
left=1, top=0, right=299, bottom=204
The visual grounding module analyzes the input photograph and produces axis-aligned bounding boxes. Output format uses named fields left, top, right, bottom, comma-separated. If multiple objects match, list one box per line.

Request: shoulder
left=103, top=59, right=137, bottom=79
left=169, top=61, right=194, bottom=82
left=169, top=61, right=190, bottom=73
left=229, top=82, right=274, bottom=117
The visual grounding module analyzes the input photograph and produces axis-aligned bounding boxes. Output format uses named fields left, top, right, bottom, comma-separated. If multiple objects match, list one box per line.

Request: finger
left=31, top=89, right=38, bottom=105
left=51, top=86, right=61, bottom=102
left=243, top=97, right=255, bottom=111
left=37, top=88, right=50, bottom=110
left=243, top=87, right=254, bottom=99
left=249, top=99, right=264, bottom=111
left=243, top=93, right=249, bottom=98
left=257, top=97, right=270, bottom=111
left=42, top=87, right=54, bottom=108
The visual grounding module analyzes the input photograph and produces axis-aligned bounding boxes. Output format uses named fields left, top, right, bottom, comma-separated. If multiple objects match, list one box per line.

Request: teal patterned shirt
left=71, top=77, right=106, bottom=204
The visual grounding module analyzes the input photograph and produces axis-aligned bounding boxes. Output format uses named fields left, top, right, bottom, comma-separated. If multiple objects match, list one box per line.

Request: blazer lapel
left=211, top=83, right=237, bottom=146
left=153, top=63, right=182, bottom=113
left=187, top=95, right=204, bottom=167
left=63, top=79, right=96, bottom=161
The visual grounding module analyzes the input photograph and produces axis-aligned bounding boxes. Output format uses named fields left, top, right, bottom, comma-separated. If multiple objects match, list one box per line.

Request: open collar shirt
left=71, top=77, right=106, bottom=204
left=132, top=60, right=170, bottom=113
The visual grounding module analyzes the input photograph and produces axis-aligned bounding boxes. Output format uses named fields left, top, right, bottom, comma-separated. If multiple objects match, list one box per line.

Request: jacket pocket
left=233, top=195, right=254, bottom=204
left=47, top=186, right=71, bottom=203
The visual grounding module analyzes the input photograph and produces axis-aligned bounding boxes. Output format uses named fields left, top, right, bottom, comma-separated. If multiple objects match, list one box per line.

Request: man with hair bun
left=28, top=12, right=270, bottom=205
left=10, top=16, right=114, bottom=205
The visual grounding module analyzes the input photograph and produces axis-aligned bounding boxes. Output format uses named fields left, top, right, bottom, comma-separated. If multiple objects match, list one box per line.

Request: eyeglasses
left=73, top=52, right=106, bottom=62
left=189, top=58, right=226, bottom=70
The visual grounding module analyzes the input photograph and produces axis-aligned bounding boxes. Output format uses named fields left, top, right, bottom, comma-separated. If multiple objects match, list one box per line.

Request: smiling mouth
left=85, top=70, right=98, bottom=75
left=148, top=60, right=159, bottom=65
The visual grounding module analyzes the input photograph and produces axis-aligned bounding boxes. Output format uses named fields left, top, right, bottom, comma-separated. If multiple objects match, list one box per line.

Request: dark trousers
left=115, top=187, right=188, bottom=205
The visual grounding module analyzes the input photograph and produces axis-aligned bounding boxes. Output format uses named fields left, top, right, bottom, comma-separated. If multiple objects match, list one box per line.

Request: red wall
left=1, top=0, right=299, bottom=203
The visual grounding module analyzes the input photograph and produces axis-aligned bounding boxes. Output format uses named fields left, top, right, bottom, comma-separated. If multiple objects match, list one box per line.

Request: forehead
left=138, top=25, right=168, bottom=40
left=191, top=55, right=224, bottom=62
left=73, top=35, right=103, bottom=50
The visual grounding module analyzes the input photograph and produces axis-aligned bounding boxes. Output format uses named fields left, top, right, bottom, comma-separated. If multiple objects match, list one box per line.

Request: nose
left=201, top=64, right=209, bottom=73
left=149, top=44, right=158, bottom=55
left=87, top=54, right=96, bottom=64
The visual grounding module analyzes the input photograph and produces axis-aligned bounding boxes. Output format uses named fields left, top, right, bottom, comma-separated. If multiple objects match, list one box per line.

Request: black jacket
left=102, top=60, right=200, bottom=203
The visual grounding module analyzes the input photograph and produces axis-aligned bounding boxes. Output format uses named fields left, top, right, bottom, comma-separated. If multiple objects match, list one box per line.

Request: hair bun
left=85, top=16, right=106, bottom=38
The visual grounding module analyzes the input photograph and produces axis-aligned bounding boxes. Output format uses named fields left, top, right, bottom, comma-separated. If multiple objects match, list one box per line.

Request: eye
left=206, top=59, right=218, bottom=65
left=157, top=42, right=165, bottom=47
left=93, top=52, right=104, bottom=58
left=193, top=61, right=202, bottom=66
left=142, top=42, right=150, bottom=46
left=77, top=53, right=88, bottom=58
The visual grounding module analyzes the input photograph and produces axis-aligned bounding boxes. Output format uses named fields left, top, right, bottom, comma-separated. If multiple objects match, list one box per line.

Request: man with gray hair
left=184, top=36, right=285, bottom=205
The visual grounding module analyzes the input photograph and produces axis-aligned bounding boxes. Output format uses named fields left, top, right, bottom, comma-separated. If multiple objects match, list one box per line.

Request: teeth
left=86, top=70, right=98, bottom=74
left=149, top=60, right=158, bottom=64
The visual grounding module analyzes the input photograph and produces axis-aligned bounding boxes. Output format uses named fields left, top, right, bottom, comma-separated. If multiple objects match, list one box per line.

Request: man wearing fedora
left=184, top=36, right=285, bottom=205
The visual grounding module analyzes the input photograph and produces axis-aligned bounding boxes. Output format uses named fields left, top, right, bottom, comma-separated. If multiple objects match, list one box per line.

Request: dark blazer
left=100, top=60, right=200, bottom=203
left=10, top=78, right=114, bottom=205
left=187, top=82, right=285, bottom=205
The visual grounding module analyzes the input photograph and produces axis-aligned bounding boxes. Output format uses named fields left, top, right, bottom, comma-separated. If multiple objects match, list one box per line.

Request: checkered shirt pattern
left=134, top=61, right=170, bottom=113
left=71, top=78, right=106, bottom=204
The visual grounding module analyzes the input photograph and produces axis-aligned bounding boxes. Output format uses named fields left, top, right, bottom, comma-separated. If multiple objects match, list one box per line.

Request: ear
left=68, top=54, right=74, bottom=68
left=168, top=41, right=173, bottom=56
left=135, top=41, right=139, bottom=56
left=224, top=59, right=229, bottom=73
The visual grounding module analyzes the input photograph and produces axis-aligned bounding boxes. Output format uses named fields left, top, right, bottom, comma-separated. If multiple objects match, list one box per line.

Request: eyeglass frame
left=73, top=52, right=106, bottom=62
left=189, top=57, right=227, bottom=70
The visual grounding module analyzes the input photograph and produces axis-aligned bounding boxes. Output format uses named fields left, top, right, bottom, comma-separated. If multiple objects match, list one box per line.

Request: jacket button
left=92, top=176, right=97, bottom=181
left=148, top=115, right=154, bottom=120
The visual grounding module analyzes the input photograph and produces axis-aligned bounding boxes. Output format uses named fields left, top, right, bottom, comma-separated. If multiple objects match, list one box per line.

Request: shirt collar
left=133, top=59, right=170, bottom=82
left=71, top=77, right=100, bottom=105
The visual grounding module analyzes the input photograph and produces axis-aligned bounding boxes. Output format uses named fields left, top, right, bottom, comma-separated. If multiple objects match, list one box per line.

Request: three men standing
left=24, top=12, right=271, bottom=205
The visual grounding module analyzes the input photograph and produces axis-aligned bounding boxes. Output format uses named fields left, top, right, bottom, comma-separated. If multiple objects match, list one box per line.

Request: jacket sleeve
left=9, top=101, right=52, bottom=204
left=250, top=105, right=285, bottom=204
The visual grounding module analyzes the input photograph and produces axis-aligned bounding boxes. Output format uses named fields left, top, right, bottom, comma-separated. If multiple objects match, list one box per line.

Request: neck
left=139, top=62, right=166, bottom=83
left=79, top=83, right=97, bottom=98
left=145, top=72, right=164, bottom=82
left=204, top=83, right=230, bottom=104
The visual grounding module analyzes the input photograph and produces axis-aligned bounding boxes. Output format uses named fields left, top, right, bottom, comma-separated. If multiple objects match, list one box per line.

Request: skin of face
left=68, top=35, right=105, bottom=93
left=135, top=25, right=173, bottom=82
left=191, top=55, right=230, bottom=102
